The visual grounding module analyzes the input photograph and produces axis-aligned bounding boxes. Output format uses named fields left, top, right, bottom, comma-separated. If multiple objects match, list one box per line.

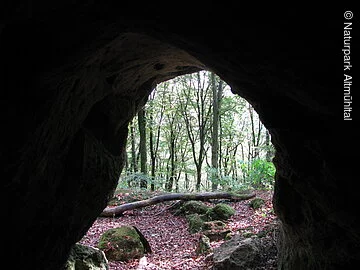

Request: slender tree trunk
left=248, top=104, right=263, bottom=160
left=149, top=114, right=156, bottom=191
left=265, top=130, right=272, bottom=162
left=248, top=104, right=257, bottom=159
left=167, top=129, right=176, bottom=192
left=196, top=164, right=202, bottom=191
left=130, top=120, right=137, bottom=173
left=185, top=172, right=189, bottom=190
left=211, top=73, right=222, bottom=191
left=138, top=108, right=147, bottom=189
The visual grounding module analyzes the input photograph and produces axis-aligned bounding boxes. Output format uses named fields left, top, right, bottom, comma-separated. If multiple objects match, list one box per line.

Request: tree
left=129, top=119, right=138, bottom=173
left=148, top=87, right=166, bottom=191
left=217, top=94, right=246, bottom=188
left=265, top=130, right=273, bottom=162
left=211, top=73, right=223, bottom=191
left=138, top=107, right=147, bottom=188
left=248, top=103, right=263, bottom=160
left=179, top=72, right=212, bottom=191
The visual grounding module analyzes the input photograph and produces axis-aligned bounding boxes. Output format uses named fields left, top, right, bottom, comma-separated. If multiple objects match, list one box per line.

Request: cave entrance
left=78, top=33, right=278, bottom=268
left=80, top=68, right=278, bottom=268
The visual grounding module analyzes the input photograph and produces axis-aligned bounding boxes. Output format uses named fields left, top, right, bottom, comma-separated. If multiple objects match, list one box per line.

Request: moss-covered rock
left=186, top=214, right=206, bottom=233
left=65, top=244, right=108, bottom=270
left=249, top=198, right=265, bottom=209
left=97, top=226, right=148, bottom=261
left=180, top=200, right=211, bottom=215
left=207, top=203, right=235, bottom=220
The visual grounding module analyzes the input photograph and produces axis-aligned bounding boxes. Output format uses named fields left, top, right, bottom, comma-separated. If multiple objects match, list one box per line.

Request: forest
left=121, top=70, right=275, bottom=193
left=77, top=71, right=278, bottom=269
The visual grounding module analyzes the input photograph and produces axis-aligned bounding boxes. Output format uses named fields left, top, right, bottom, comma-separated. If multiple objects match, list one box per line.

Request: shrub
left=241, top=159, right=275, bottom=189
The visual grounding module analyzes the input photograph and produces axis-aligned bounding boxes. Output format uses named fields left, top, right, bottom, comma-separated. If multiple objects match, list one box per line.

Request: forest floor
left=79, top=190, right=278, bottom=269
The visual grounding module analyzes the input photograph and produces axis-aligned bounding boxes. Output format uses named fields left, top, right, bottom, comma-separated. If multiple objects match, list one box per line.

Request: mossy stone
left=97, top=226, right=144, bottom=261
left=249, top=198, right=265, bottom=209
left=207, top=203, right=235, bottom=220
left=65, top=244, right=108, bottom=270
left=186, top=214, right=206, bottom=233
left=180, top=200, right=211, bottom=215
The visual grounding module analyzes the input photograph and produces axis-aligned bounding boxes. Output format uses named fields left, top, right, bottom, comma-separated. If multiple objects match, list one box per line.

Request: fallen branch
left=101, top=191, right=255, bottom=217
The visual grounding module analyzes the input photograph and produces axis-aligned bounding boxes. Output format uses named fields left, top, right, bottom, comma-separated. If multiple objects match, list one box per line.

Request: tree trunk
left=149, top=112, right=156, bottom=191
left=211, top=73, right=222, bottom=191
left=265, top=130, right=272, bottom=162
left=138, top=108, right=147, bottom=189
left=195, top=164, right=202, bottom=192
left=101, top=192, right=256, bottom=217
left=166, top=128, right=176, bottom=191
left=130, top=120, right=137, bottom=173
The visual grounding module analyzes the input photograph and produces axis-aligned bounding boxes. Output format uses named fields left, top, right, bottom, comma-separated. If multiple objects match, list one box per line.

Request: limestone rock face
left=65, top=244, right=108, bottom=270
left=1, top=4, right=357, bottom=270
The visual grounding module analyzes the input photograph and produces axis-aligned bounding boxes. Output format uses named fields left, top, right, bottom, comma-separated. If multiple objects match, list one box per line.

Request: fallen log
left=101, top=191, right=256, bottom=217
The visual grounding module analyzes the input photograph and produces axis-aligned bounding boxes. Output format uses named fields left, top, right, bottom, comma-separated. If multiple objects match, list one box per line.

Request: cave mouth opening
left=81, top=32, right=278, bottom=195
left=78, top=33, right=278, bottom=268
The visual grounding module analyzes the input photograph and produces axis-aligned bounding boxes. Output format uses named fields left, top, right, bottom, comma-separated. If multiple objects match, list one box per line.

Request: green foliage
left=206, top=167, right=254, bottom=192
left=240, top=159, right=275, bottom=189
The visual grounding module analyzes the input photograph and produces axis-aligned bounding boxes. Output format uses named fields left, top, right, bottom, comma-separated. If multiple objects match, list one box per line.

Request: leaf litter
left=79, top=190, right=277, bottom=269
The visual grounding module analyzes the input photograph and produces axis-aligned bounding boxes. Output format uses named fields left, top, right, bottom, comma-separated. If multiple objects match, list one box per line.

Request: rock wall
left=1, top=4, right=357, bottom=269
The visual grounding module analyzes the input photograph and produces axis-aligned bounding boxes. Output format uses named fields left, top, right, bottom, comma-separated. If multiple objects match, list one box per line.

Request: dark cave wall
left=1, top=4, right=357, bottom=270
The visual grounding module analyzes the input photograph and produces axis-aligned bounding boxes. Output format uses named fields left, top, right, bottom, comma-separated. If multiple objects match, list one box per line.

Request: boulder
left=207, top=203, right=235, bottom=220
left=97, top=226, right=151, bottom=261
left=213, top=233, right=278, bottom=269
left=213, top=236, right=263, bottom=269
left=179, top=200, right=211, bottom=215
left=65, top=244, right=108, bottom=270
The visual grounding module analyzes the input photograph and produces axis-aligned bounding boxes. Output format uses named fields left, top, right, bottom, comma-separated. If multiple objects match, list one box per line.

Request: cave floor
left=79, top=190, right=277, bottom=269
